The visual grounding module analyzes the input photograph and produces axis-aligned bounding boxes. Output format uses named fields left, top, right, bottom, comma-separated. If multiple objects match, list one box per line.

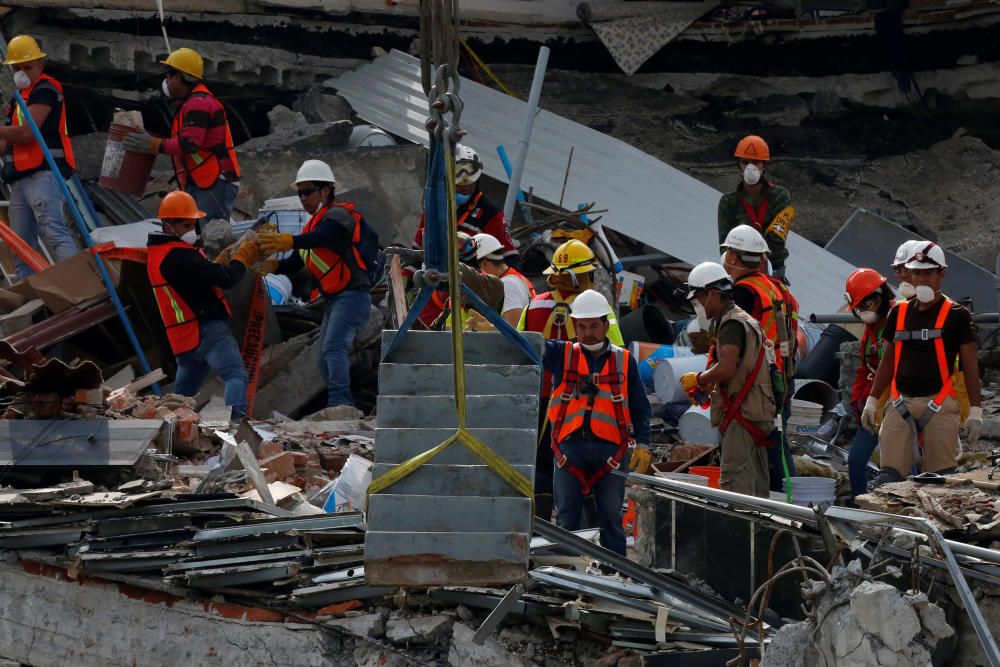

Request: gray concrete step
left=374, top=428, right=537, bottom=466
left=379, top=363, right=540, bottom=397
left=371, top=463, right=534, bottom=497
left=381, top=330, right=544, bottom=365
left=376, top=394, right=539, bottom=429
left=366, top=495, right=531, bottom=534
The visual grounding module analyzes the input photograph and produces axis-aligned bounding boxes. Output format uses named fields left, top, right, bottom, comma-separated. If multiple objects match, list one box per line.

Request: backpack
left=357, top=218, right=385, bottom=286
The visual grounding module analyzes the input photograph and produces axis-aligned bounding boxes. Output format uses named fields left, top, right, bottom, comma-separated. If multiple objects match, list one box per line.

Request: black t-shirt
left=716, top=319, right=747, bottom=358
left=4, top=83, right=68, bottom=180
left=885, top=298, right=976, bottom=396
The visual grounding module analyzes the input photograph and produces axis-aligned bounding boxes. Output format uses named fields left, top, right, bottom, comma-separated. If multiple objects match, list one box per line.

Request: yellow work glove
left=256, top=259, right=279, bottom=276
left=257, top=232, right=295, bottom=255
left=629, top=445, right=653, bottom=474
left=679, top=372, right=702, bottom=394
left=232, top=240, right=260, bottom=267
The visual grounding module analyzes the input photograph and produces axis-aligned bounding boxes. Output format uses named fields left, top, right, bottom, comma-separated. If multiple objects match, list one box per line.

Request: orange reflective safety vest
left=147, top=241, right=231, bottom=355
left=736, top=273, right=793, bottom=372
left=7, top=74, right=76, bottom=177
left=889, top=298, right=958, bottom=450
left=548, top=343, right=634, bottom=494
left=170, top=83, right=241, bottom=190
left=500, top=266, right=536, bottom=298
left=299, top=202, right=366, bottom=296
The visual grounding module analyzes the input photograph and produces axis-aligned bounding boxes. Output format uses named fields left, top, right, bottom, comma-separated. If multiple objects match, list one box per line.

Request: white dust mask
left=859, top=310, right=879, bottom=324
left=13, top=71, right=31, bottom=90
left=180, top=230, right=198, bottom=246
left=915, top=285, right=936, bottom=303
left=898, top=282, right=916, bottom=299
left=742, top=163, right=762, bottom=186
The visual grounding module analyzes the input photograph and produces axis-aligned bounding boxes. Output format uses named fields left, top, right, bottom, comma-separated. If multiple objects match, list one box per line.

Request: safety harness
left=890, top=298, right=956, bottom=460
left=549, top=343, right=633, bottom=494
left=739, top=196, right=768, bottom=231
left=710, top=341, right=774, bottom=448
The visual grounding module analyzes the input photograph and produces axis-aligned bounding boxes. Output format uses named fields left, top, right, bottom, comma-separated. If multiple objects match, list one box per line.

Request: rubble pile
left=858, top=480, right=1000, bottom=537
left=766, top=559, right=955, bottom=667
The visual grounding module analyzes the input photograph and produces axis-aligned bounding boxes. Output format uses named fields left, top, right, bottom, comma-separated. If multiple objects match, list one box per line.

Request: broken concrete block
left=319, top=449, right=347, bottom=475
left=354, top=644, right=408, bottom=667
left=448, top=622, right=527, bottom=667
left=293, top=88, right=353, bottom=124
left=850, top=581, right=921, bottom=652
left=260, top=451, right=296, bottom=481
left=325, top=612, right=385, bottom=639
left=386, top=614, right=454, bottom=644
left=257, top=440, right=284, bottom=460
left=288, top=451, right=309, bottom=468
left=914, top=598, right=954, bottom=640
left=305, top=405, right=365, bottom=421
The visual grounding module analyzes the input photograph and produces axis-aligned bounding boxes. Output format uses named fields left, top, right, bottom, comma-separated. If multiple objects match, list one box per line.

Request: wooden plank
left=379, top=363, right=540, bottom=397
left=366, top=495, right=531, bottom=533
left=371, top=463, right=534, bottom=497
left=381, top=330, right=543, bottom=365
left=374, top=428, right=537, bottom=466
left=388, top=254, right=406, bottom=328
left=0, top=420, right=163, bottom=467
left=376, top=394, right=539, bottom=429
left=365, top=531, right=529, bottom=587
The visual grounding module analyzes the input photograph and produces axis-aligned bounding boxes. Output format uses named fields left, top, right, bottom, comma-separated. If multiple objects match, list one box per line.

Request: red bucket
left=689, top=465, right=722, bottom=489
left=99, top=123, right=156, bottom=198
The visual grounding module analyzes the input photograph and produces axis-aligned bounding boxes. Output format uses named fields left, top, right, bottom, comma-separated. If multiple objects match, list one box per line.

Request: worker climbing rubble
left=255, top=159, right=374, bottom=409
left=679, top=262, right=778, bottom=497
left=474, top=232, right=535, bottom=327
left=717, top=135, right=793, bottom=277
left=414, top=144, right=520, bottom=268
left=0, top=34, right=80, bottom=279
left=123, top=47, right=241, bottom=222
left=844, top=267, right=896, bottom=500
left=720, top=224, right=798, bottom=488
left=544, top=289, right=651, bottom=556
left=863, top=242, right=983, bottom=486
left=146, top=191, right=255, bottom=419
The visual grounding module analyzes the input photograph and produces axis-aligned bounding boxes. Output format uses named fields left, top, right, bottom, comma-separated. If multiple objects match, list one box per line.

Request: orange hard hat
left=734, top=135, right=770, bottom=161
left=844, top=268, right=886, bottom=309
left=158, top=191, right=205, bottom=220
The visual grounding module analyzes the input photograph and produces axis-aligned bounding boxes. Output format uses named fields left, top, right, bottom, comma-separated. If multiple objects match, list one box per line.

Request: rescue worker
left=844, top=268, right=895, bottom=499
left=0, top=35, right=79, bottom=279
left=474, top=232, right=535, bottom=327
left=891, top=239, right=921, bottom=300
left=257, top=160, right=372, bottom=408
left=680, top=262, right=777, bottom=497
left=720, top=224, right=797, bottom=489
left=717, top=135, right=793, bottom=277
left=414, top=145, right=519, bottom=268
left=124, top=47, right=240, bottom=222
left=519, top=238, right=624, bottom=520
left=544, top=289, right=651, bottom=556
left=863, top=243, right=983, bottom=486
left=427, top=232, right=507, bottom=331
left=147, top=191, right=254, bottom=418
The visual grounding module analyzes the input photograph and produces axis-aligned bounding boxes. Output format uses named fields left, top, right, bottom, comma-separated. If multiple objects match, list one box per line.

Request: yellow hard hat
left=544, top=239, right=597, bottom=275
left=160, top=47, right=204, bottom=80
left=3, top=35, right=46, bottom=65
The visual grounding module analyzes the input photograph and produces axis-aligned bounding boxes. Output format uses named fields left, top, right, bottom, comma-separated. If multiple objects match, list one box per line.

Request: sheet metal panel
left=0, top=420, right=163, bottom=467
left=328, top=50, right=857, bottom=314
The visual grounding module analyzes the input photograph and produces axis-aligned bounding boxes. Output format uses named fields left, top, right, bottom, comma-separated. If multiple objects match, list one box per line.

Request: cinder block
left=371, top=463, right=534, bottom=497
left=379, top=363, right=540, bottom=397
left=381, top=330, right=543, bottom=365
left=376, top=394, right=538, bottom=429
left=367, top=495, right=531, bottom=533
left=374, top=428, right=537, bottom=466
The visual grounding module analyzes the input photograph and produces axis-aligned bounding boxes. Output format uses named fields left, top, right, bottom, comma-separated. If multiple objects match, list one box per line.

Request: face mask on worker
left=161, top=79, right=171, bottom=98
left=691, top=298, right=709, bottom=328
left=858, top=310, right=880, bottom=324
left=742, top=163, right=762, bottom=186
left=898, top=281, right=916, bottom=299
left=177, top=229, right=198, bottom=246
left=455, top=192, right=472, bottom=205
left=13, top=71, right=31, bottom=90
left=581, top=340, right=605, bottom=353
left=915, top=285, right=936, bottom=303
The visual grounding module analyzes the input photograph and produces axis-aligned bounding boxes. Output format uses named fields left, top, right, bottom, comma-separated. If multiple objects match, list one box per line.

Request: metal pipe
left=495, top=145, right=531, bottom=225
left=501, top=46, right=549, bottom=224
left=10, top=90, right=161, bottom=395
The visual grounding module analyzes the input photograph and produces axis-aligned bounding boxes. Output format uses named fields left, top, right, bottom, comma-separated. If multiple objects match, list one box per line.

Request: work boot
left=931, top=467, right=957, bottom=475
left=869, top=467, right=904, bottom=490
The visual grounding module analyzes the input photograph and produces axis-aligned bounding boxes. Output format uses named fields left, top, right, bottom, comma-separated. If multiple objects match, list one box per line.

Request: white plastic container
left=782, top=476, right=836, bottom=509
left=678, top=405, right=720, bottom=444
left=329, top=454, right=373, bottom=512
left=653, top=354, right=709, bottom=403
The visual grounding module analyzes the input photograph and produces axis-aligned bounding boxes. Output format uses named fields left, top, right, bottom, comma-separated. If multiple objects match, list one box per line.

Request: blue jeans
left=319, top=289, right=372, bottom=407
left=185, top=178, right=238, bottom=222
left=553, top=436, right=630, bottom=556
left=174, top=319, right=248, bottom=417
left=8, top=170, right=79, bottom=279
left=848, top=427, right=879, bottom=498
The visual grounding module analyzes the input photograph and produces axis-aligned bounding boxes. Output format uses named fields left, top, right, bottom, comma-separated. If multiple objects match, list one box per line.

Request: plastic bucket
left=99, top=123, right=156, bottom=198
left=631, top=343, right=695, bottom=388
left=652, top=354, right=708, bottom=403
left=782, top=476, right=836, bottom=508
left=678, top=405, right=720, bottom=445
left=792, top=379, right=838, bottom=414
left=690, top=465, right=721, bottom=489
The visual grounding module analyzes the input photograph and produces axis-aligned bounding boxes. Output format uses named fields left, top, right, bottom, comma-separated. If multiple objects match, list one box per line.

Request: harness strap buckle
left=607, top=456, right=621, bottom=471
left=920, top=328, right=931, bottom=341
left=927, top=400, right=943, bottom=414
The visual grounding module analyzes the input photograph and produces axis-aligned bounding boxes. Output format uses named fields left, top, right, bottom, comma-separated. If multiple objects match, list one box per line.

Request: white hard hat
left=455, top=144, right=483, bottom=185
left=570, top=289, right=612, bottom=319
left=684, top=262, right=733, bottom=299
left=474, top=233, right=504, bottom=260
left=293, top=159, right=336, bottom=186
left=721, top=224, right=770, bottom=254
left=904, top=241, right=948, bottom=270
left=891, top=239, right=920, bottom=268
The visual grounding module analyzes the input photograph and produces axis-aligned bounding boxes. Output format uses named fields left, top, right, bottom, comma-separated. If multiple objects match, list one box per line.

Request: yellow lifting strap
left=366, top=153, right=534, bottom=506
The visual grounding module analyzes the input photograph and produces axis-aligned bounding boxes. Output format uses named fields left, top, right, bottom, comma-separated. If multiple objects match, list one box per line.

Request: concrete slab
left=374, top=428, right=536, bottom=466
left=365, top=532, right=530, bottom=587
left=378, top=363, right=540, bottom=397
left=376, top=395, right=539, bottom=429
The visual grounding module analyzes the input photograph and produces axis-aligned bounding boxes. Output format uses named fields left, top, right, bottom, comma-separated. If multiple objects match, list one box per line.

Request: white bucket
left=678, top=405, right=720, bottom=444
left=630, top=342, right=696, bottom=388
left=653, top=354, right=709, bottom=403
left=782, top=476, right=836, bottom=508
left=792, top=379, right=838, bottom=414
left=330, top=454, right=372, bottom=512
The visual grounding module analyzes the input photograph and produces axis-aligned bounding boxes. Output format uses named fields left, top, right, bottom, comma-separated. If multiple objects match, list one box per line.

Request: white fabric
left=501, top=273, right=531, bottom=314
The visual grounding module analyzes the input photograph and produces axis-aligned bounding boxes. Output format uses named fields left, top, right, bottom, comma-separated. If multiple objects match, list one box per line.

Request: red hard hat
left=844, top=268, right=886, bottom=309
left=734, top=135, right=770, bottom=161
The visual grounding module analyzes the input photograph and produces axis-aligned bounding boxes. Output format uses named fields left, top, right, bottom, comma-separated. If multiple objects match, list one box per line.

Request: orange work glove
left=231, top=240, right=260, bottom=267
left=256, top=258, right=279, bottom=276
left=257, top=232, right=294, bottom=255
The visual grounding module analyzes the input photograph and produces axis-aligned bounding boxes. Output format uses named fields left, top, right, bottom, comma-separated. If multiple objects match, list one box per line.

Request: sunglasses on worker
left=297, top=186, right=320, bottom=197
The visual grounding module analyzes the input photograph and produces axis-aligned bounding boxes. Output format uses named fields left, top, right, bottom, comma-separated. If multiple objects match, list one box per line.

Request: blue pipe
left=12, top=91, right=161, bottom=394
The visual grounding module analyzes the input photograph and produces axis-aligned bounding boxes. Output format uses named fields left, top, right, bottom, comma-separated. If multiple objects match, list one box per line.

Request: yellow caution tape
left=460, top=39, right=518, bottom=99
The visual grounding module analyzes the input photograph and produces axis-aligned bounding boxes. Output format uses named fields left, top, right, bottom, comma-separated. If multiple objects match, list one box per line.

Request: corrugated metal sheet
left=328, top=50, right=856, bottom=314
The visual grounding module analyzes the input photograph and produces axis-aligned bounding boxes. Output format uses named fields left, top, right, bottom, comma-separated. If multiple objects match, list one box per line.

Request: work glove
left=231, top=239, right=260, bottom=267
left=860, top=396, right=879, bottom=433
left=257, top=232, right=294, bottom=255
left=679, top=372, right=702, bottom=395
left=629, top=445, right=653, bottom=475
left=122, top=131, right=161, bottom=155
left=965, top=406, right=983, bottom=444
left=256, top=258, right=279, bottom=276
